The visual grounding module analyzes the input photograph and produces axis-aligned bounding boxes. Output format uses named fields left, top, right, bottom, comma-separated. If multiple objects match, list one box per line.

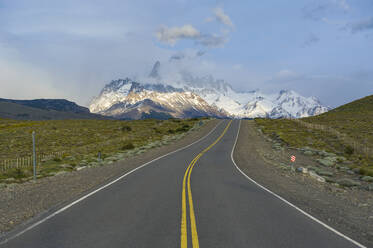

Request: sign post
left=290, top=155, right=296, bottom=172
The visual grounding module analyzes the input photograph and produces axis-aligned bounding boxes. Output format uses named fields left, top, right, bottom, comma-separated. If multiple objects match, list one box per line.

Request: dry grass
left=0, top=117, right=204, bottom=182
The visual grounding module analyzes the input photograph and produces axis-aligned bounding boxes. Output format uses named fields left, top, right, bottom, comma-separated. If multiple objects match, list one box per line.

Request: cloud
left=302, top=0, right=349, bottom=21
left=169, top=49, right=206, bottom=62
left=302, top=33, right=320, bottom=47
left=156, top=25, right=200, bottom=45
left=0, top=44, right=61, bottom=100
left=332, top=0, right=350, bottom=11
left=169, top=53, right=185, bottom=61
left=197, top=34, right=227, bottom=47
left=156, top=6, right=232, bottom=48
left=346, top=17, right=373, bottom=33
left=196, top=50, right=205, bottom=56
left=302, top=3, right=328, bottom=21
left=212, top=7, right=234, bottom=28
left=275, top=69, right=300, bottom=81
left=156, top=25, right=227, bottom=47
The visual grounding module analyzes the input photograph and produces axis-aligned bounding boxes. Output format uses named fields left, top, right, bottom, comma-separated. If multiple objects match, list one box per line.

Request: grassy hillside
left=0, top=117, right=202, bottom=182
left=255, top=94, right=373, bottom=176
left=0, top=98, right=90, bottom=113
left=0, top=101, right=107, bottom=120
left=304, top=95, right=373, bottom=148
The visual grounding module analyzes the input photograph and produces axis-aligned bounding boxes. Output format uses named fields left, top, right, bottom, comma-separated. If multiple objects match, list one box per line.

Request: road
left=1, top=120, right=364, bottom=248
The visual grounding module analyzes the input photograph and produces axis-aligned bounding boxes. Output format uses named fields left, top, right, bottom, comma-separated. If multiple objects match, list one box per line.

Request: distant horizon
left=2, top=82, right=372, bottom=111
left=2, top=80, right=372, bottom=110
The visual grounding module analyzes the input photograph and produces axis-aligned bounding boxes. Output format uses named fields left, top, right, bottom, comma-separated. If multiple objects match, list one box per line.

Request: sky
left=0, top=0, right=372, bottom=108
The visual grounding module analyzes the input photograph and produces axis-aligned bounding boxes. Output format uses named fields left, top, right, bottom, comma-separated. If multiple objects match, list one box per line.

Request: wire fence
left=0, top=151, right=64, bottom=172
left=292, top=119, right=372, bottom=158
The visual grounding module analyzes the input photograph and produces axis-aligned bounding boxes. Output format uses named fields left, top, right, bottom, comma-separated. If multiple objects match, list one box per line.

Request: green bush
left=4, top=168, right=27, bottom=179
left=153, top=127, right=162, bottom=134
left=121, top=141, right=135, bottom=150
left=15, top=168, right=25, bottom=179
left=176, top=124, right=191, bottom=132
left=360, top=167, right=373, bottom=177
left=53, top=157, right=62, bottom=162
left=344, top=145, right=354, bottom=155
left=121, top=125, right=132, bottom=132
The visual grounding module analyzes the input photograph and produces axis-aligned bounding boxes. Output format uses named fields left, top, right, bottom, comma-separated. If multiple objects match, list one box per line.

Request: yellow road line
left=181, top=120, right=232, bottom=248
left=181, top=156, right=197, bottom=248
left=187, top=154, right=201, bottom=248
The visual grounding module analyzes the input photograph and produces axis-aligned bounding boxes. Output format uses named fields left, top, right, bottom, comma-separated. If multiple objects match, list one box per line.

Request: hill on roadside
left=255, top=94, right=373, bottom=176
left=0, top=98, right=109, bottom=120
left=304, top=94, right=373, bottom=146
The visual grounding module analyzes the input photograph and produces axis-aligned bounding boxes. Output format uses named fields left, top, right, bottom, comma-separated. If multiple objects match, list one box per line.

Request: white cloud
left=197, top=34, right=227, bottom=47
left=275, top=70, right=299, bottom=80
left=156, top=25, right=200, bottom=45
left=156, top=25, right=227, bottom=47
left=155, top=6, right=233, bottom=48
left=212, top=7, right=234, bottom=28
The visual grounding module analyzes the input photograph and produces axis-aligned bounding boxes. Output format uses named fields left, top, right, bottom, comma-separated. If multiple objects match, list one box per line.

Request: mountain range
left=89, top=61, right=329, bottom=119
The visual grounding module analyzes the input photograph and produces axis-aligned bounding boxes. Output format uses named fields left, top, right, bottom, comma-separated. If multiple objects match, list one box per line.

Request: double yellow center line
left=180, top=120, right=232, bottom=248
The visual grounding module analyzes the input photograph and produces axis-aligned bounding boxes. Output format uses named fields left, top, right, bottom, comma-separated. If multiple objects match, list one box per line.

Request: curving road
left=1, top=120, right=364, bottom=248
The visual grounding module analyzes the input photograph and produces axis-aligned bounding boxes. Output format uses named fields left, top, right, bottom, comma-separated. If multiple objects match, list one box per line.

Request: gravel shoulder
left=0, top=119, right=220, bottom=236
left=234, top=120, right=373, bottom=247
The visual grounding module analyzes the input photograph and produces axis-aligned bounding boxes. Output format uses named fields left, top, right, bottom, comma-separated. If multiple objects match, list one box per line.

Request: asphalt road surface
left=1, top=120, right=365, bottom=248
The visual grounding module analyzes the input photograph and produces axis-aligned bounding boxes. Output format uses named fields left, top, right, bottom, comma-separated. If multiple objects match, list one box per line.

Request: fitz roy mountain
left=89, top=62, right=329, bottom=119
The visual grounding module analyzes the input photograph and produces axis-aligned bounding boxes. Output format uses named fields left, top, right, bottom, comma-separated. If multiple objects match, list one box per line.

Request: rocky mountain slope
left=89, top=61, right=329, bottom=119
left=90, top=79, right=227, bottom=119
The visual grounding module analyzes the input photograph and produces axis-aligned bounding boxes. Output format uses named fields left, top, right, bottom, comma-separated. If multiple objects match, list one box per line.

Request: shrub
left=360, top=167, right=373, bottom=177
left=121, top=125, right=132, bottom=132
left=153, top=127, right=162, bottom=134
left=121, top=141, right=135, bottom=150
left=344, top=145, right=354, bottom=155
left=176, top=124, right=191, bottom=132
left=7, top=168, right=27, bottom=179
left=167, top=129, right=176, bottom=134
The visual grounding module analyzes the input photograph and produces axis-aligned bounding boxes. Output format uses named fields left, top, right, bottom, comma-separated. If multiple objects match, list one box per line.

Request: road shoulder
left=233, top=120, right=373, bottom=247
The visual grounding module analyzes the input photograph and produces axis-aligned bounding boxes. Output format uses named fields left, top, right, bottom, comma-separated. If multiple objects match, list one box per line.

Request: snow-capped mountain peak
left=89, top=61, right=329, bottom=119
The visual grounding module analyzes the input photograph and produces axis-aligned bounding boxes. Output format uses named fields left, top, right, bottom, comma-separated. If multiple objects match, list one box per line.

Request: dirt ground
left=0, top=119, right=220, bottom=236
left=234, top=120, right=373, bottom=247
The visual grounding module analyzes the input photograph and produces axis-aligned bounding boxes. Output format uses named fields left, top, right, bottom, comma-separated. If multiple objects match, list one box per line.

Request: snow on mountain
left=89, top=78, right=228, bottom=119
left=90, top=78, right=133, bottom=113
left=89, top=61, right=329, bottom=119
left=172, top=71, right=328, bottom=118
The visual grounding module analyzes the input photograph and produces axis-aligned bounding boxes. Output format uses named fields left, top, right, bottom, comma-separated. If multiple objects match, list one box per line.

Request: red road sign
left=291, top=155, right=296, bottom=162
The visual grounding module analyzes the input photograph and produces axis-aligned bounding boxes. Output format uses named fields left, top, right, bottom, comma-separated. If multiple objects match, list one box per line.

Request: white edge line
left=230, top=120, right=367, bottom=248
left=1, top=120, right=223, bottom=244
